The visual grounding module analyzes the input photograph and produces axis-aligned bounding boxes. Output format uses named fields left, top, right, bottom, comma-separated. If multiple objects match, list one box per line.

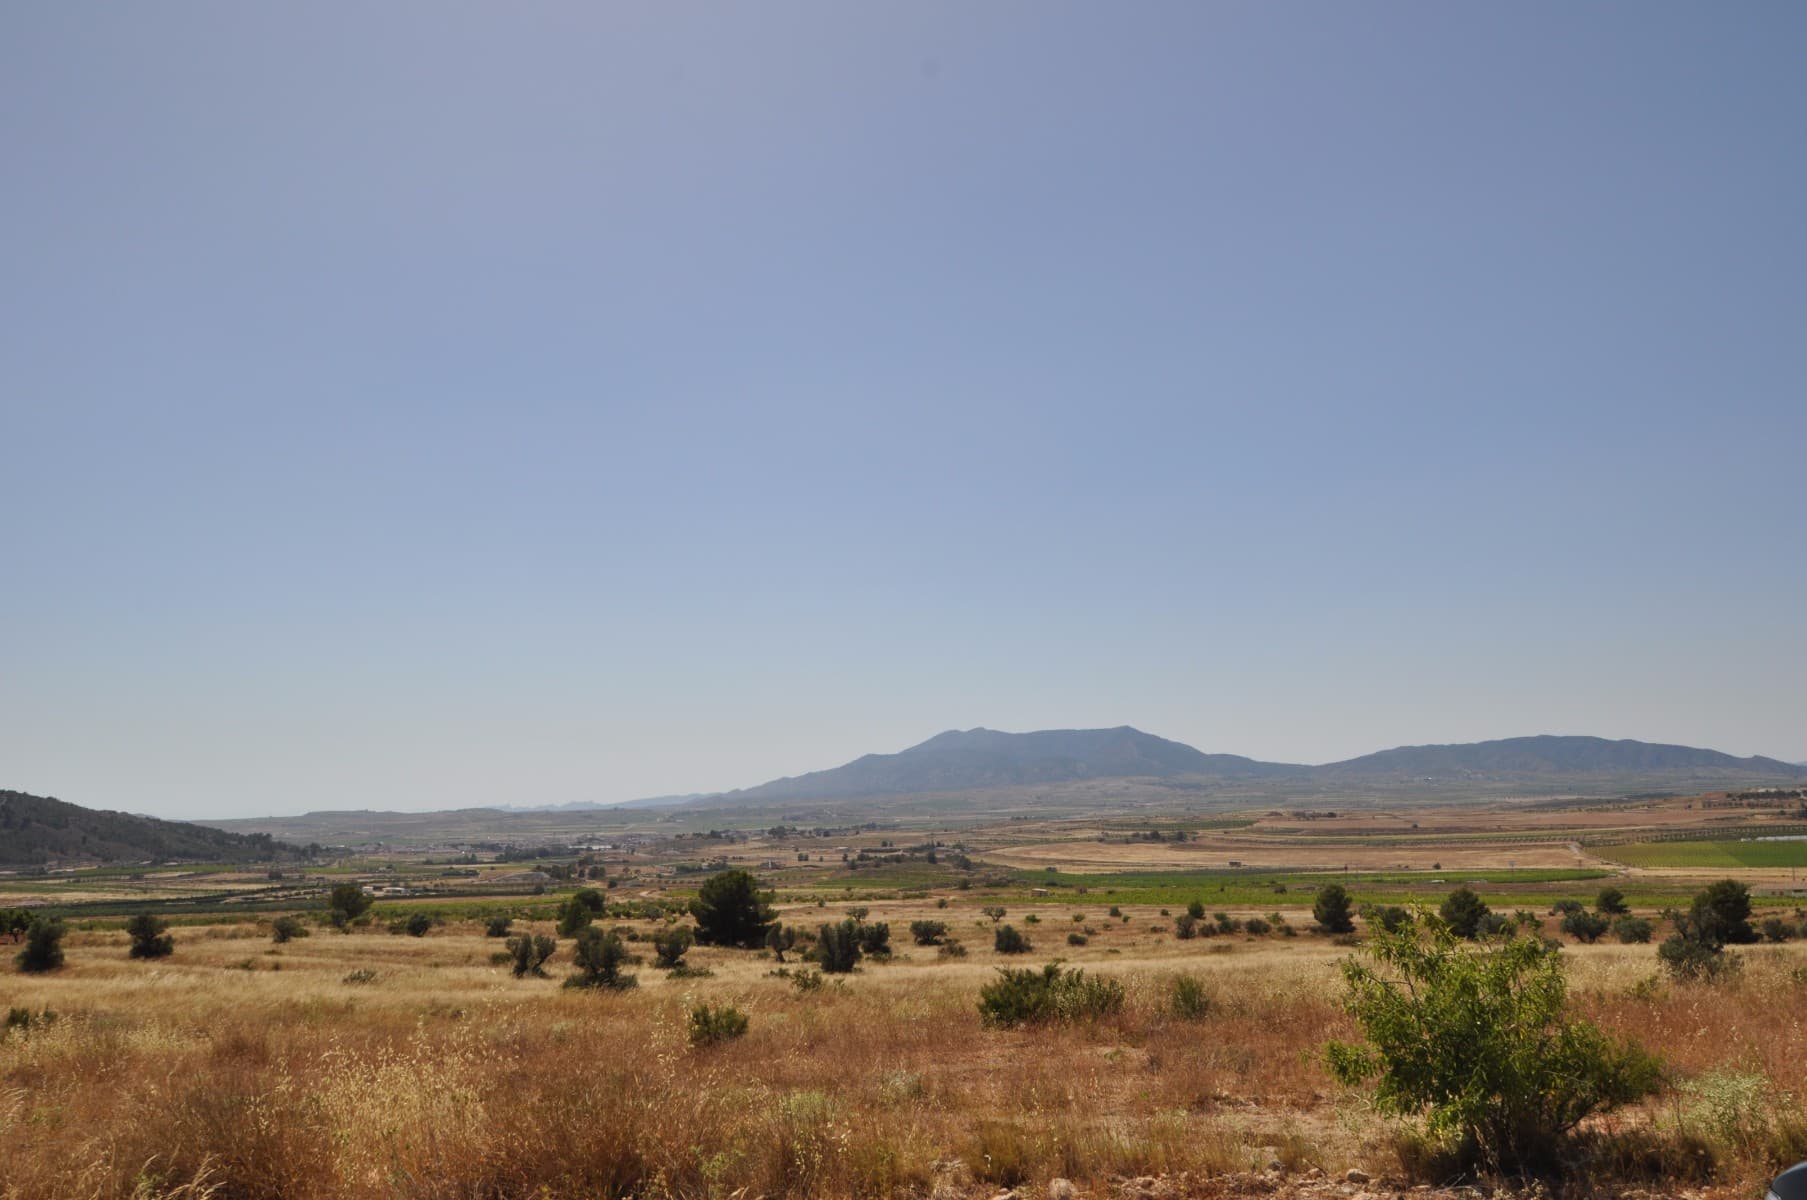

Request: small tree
left=327, top=883, right=373, bottom=931
left=857, top=921, right=891, bottom=958
left=126, top=912, right=174, bottom=959
left=402, top=912, right=433, bottom=938
left=16, top=918, right=66, bottom=973
left=506, top=933, right=557, bottom=978
left=994, top=924, right=1031, bottom=954
left=689, top=869, right=776, bottom=948
left=1559, top=910, right=1610, bottom=944
left=1186, top=899, right=1206, bottom=920
left=651, top=925, right=694, bottom=969
left=764, top=923, right=797, bottom=962
left=271, top=915, right=310, bottom=943
left=1689, top=879, right=1757, bottom=945
left=909, top=919, right=949, bottom=946
left=1439, top=887, right=1491, bottom=939
left=1314, top=884, right=1356, bottom=934
left=566, top=927, right=636, bottom=989
left=1614, top=916, right=1653, bottom=944
left=1173, top=912, right=1198, bottom=939
left=816, top=919, right=862, bottom=973
left=981, top=906, right=1007, bottom=924
left=556, top=897, right=595, bottom=937
left=1595, top=887, right=1629, bottom=916
left=1366, top=904, right=1411, bottom=934
left=484, top=915, right=513, bottom=938
left=1327, top=920, right=1664, bottom=1172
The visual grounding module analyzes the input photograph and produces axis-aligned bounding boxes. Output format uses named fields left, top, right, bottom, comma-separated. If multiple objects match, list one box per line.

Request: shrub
left=1659, top=880, right=1758, bottom=983
left=687, top=1002, right=749, bottom=1046
left=1170, top=973, right=1211, bottom=1020
left=1186, top=899, right=1206, bottom=920
left=326, top=883, right=373, bottom=930
left=1690, top=879, right=1757, bottom=945
left=1762, top=916, right=1798, bottom=944
left=402, top=912, right=433, bottom=938
left=815, top=920, right=862, bottom=973
left=565, top=927, right=636, bottom=990
left=982, top=906, right=1007, bottom=924
left=1596, top=887, right=1630, bottom=916
left=994, top=924, right=1031, bottom=954
left=1066, top=932, right=1088, bottom=946
left=1213, top=912, right=1240, bottom=935
left=1439, top=887, right=1491, bottom=939
left=857, top=921, right=891, bottom=958
left=16, top=919, right=66, bottom=973
left=1326, top=921, right=1664, bottom=1173
left=1368, top=905, right=1411, bottom=934
left=1550, top=899, right=1585, bottom=917
left=271, top=915, right=310, bottom=943
left=1108, top=905, right=1122, bottom=918
left=790, top=967, right=826, bottom=992
left=909, top=919, right=949, bottom=946
left=1475, top=912, right=1515, bottom=939
left=484, top=915, right=513, bottom=938
left=1243, top=916, right=1271, bottom=936
left=764, top=923, right=798, bottom=962
left=978, top=964, right=1125, bottom=1027
left=1173, top=913, right=1197, bottom=939
left=1614, top=916, right=1654, bottom=944
left=1560, top=911, right=1610, bottom=944
left=651, top=925, right=694, bottom=968
left=126, top=912, right=174, bottom=959
left=506, top=933, right=557, bottom=978
left=1314, top=883, right=1356, bottom=934
left=689, top=869, right=777, bottom=947
left=556, top=897, right=595, bottom=937
left=937, top=939, right=968, bottom=959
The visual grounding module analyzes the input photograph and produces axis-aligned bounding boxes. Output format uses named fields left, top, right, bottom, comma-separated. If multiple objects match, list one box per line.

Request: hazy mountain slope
left=1319, top=735, right=1807, bottom=779
left=719, top=726, right=1301, bottom=802
left=0, top=789, right=288, bottom=865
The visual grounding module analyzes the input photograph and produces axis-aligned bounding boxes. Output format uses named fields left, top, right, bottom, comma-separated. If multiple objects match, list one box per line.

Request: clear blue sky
left=4, top=5, right=1803, bottom=819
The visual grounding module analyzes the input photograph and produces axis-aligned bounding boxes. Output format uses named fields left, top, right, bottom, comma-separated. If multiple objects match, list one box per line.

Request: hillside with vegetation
left=0, top=789, right=288, bottom=865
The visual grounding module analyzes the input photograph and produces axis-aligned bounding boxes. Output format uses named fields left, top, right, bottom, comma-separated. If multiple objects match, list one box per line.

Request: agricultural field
left=1598, top=839, right=1807, bottom=871
left=8, top=793, right=1807, bottom=1199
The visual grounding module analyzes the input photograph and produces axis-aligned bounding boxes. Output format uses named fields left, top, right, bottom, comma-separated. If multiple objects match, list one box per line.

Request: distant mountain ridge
left=708, top=728, right=1805, bottom=804
left=1319, top=735, right=1804, bottom=779
left=0, top=789, right=290, bottom=866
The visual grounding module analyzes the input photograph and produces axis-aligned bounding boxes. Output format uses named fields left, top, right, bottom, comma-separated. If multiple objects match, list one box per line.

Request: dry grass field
left=6, top=887, right=1807, bottom=1200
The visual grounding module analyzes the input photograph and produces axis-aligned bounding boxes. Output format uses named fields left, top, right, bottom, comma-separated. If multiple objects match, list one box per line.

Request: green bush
left=857, top=921, right=891, bottom=958
left=565, top=927, right=636, bottom=990
left=687, top=1002, right=749, bottom=1046
left=1066, top=932, right=1088, bottom=946
left=689, top=869, right=776, bottom=948
left=402, top=912, right=433, bottom=938
left=1186, top=899, right=1206, bottom=920
left=1326, top=920, right=1664, bottom=1172
left=1367, top=904, right=1411, bottom=934
left=994, top=924, right=1031, bottom=954
left=1659, top=880, right=1758, bottom=983
left=815, top=920, right=862, bottom=973
left=978, top=964, right=1125, bottom=1028
left=1314, top=884, right=1356, bottom=934
left=126, top=912, right=174, bottom=959
left=1172, top=912, right=1197, bottom=939
left=1596, top=887, right=1630, bottom=916
left=1762, top=916, right=1798, bottom=944
left=506, top=932, right=557, bottom=978
left=271, top=915, right=310, bottom=943
left=651, top=925, right=694, bottom=968
left=484, top=915, right=513, bottom=938
left=326, top=883, right=373, bottom=931
left=1614, top=916, right=1654, bottom=944
left=1439, top=887, right=1491, bottom=939
left=937, top=939, right=968, bottom=959
left=1169, top=973, right=1211, bottom=1020
left=1243, top=916, right=1271, bottom=936
left=909, top=919, right=949, bottom=946
left=1559, top=910, right=1610, bottom=944
left=16, top=919, right=65, bottom=973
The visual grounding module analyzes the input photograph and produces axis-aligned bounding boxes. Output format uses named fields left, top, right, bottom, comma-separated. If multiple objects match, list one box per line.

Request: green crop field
left=1599, top=838, right=1807, bottom=869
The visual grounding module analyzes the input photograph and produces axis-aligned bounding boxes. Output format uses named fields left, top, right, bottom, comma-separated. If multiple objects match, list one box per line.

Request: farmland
left=7, top=790, right=1807, bottom=1199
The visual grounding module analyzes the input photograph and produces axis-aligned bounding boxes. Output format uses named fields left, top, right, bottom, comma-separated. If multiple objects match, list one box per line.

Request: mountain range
left=0, top=789, right=291, bottom=866
left=704, top=727, right=1805, bottom=804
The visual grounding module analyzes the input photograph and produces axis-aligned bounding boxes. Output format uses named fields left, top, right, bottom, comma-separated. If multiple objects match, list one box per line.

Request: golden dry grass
left=4, top=907, right=1807, bottom=1200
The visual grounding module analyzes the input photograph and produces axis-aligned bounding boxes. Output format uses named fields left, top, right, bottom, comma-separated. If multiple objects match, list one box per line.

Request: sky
left=4, top=5, right=1804, bottom=820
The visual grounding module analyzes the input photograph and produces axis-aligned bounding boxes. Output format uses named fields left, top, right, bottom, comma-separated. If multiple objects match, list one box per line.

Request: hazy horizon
left=6, top=5, right=1804, bottom=820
